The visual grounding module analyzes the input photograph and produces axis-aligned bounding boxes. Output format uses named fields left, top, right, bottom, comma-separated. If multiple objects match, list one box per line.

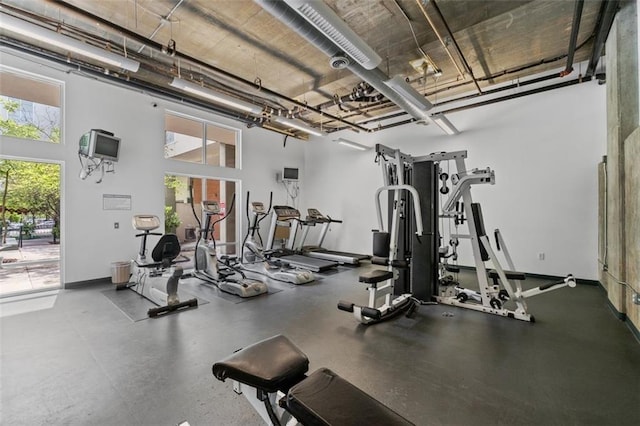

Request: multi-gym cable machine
left=339, top=144, right=575, bottom=324
left=338, top=144, right=439, bottom=324
left=431, top=150, right=576, bottom=322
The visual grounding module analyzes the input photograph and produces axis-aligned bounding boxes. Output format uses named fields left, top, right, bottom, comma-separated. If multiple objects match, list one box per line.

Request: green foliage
left=21, top=221, right=35, bottom=238
left=0, top=160, right=60, bottom=242
left=0, top=98, right=60, bottom=143
left=164, top=175, right=184, bottom=191
left=164, top=206, right=181, bottom=234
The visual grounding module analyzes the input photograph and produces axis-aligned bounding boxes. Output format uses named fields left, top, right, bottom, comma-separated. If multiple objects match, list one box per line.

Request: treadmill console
left=252, top=202, right=266, bottom=214
left=202, top=200, right=221, bottom=215
left=273, top=205, right=300, bottom=219
left=307, top=208, right=329, bottom=222
left=132, top=214, right=160, bottom=231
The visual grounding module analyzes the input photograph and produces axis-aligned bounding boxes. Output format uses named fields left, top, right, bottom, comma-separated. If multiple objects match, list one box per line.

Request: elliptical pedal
left=148, top=298, right=198, bottom=318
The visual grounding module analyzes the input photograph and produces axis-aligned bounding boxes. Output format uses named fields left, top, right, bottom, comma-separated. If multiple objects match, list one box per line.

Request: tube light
left=283, top=0, right=382, bottom=70
left=169, top=77, right=262, bottom=114
left=334, top=138, right=368, bottom=151
left=384, top=76, right=433, bottom=111
left=274, top=116, right=324, bottom=137
left=431, top=113, right=459, bottom=135
left=0, top=13, right=140, bottom=72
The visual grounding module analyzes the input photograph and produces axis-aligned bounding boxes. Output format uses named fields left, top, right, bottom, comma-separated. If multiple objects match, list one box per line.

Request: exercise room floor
left=1, top=266, right=639, bottom=425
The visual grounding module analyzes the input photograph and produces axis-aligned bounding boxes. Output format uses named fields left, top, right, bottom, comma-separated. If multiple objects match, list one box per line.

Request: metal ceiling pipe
left=40, top=0, right=367, bottom=133
left=430, top=0, right=482, bottom=94
left=136, top=0, right=185, bottom=53
left=0, top=40, right=260, bottom=128
left=255, top=0, right=431, bottom=122
left=561, top=0, right=584, bottom=76
left=414, top=0, right=465, bottom=79
left=586, top=0, right=619, bottom=76
left=367, top=76, right=593, bottom=133
left=438, top=76, right=592, bottom=115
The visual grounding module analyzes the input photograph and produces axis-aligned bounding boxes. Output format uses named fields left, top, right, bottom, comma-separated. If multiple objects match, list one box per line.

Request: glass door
left=165, top=175, right=238, bottom=257
left=0, top=159, right=61, bottom=297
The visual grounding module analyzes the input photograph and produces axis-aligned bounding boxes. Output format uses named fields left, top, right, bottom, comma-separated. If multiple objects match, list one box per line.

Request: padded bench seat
left=359, top=269, right=393, bottom=284
left=212, top=335, right=309, bottom=393
left=287, top=367, right=414, bottom=426
left=488, top=269, right=526, bottom=281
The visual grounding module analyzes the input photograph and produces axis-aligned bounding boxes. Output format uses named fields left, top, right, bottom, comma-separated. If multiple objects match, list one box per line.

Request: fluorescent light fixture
left=431, top=113, right=459, bottom=135
left=0, top=12, right=140, bottom=72
left=170, top=77, right=262, bottom=114
left=384, top=76, right=433, bottom=111
left=274, top=116, right=324, bottom=137
left=334, top=138, right=368, bottom=151
left=283, top=0, right=382, bottom=70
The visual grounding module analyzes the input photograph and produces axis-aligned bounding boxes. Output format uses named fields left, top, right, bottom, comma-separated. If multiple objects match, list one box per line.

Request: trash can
left=111, top=261, right=131, bottom=287
left=185, top=225, right=197, bottom=242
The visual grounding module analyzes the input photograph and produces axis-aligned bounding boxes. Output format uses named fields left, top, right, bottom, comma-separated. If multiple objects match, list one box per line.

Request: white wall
left=0, top=52, right=306, bottom=284
left=304, top=82, right=607, bottom=280
left=1, top=51, right=607, bottom=283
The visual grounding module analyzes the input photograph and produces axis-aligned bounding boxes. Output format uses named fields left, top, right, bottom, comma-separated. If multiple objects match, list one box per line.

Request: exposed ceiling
left=0, top=0, right=618, bottom=138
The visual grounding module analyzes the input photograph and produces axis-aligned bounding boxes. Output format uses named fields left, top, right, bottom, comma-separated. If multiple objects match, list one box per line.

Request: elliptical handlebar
left=210, top=193, right=236, bottom=229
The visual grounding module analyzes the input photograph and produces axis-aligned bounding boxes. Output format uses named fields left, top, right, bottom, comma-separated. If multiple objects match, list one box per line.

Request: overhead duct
left=282, top=0, right=382, bottom=70
left=254, top=0, right=434, bottom=123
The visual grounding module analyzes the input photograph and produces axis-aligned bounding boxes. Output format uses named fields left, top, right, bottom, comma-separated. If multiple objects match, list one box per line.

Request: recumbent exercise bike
left=121, top=214, right=198, bottom=318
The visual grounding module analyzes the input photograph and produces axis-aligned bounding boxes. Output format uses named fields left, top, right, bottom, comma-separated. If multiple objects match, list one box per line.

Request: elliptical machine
left=192, top=194, right=268, bottom=298
left=124, top=214, right=198, bottom=317
left=240, top=191, right=314, bottom=285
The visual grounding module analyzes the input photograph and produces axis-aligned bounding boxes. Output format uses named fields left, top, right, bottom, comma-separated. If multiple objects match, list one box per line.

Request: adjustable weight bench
left=213, top=335, right=414, bottom=426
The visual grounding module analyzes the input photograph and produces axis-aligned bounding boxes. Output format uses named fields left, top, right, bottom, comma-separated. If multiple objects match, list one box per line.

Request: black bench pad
left=359, top=269, right=393, bottom=284
left=488, top=269, right=526, bottom=281
left=212, top=335, right=309, bottom=393
left=444, top=264, right=460, bottom=273
left=287, top=368, right=414, bottom=426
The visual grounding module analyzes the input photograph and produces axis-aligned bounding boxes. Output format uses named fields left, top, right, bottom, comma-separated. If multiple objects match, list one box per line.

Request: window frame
left=164, top=110, right=242, bottom=169
left=0, top=65, right=65, bottom=145
left=164, top=172, right=243, bottom=255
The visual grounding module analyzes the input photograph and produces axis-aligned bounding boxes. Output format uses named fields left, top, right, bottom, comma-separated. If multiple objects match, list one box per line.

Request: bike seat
left=286, top=368, right=414, bottom=425
left=212, top=335, right=309, bottom=393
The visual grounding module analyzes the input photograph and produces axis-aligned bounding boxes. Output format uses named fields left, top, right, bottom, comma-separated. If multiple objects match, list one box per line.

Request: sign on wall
left=103, top=194, right=132, bottom=210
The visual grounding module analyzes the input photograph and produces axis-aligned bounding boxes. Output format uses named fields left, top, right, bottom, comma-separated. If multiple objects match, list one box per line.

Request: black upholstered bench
left=359, top=269, right=393, bottom=284
left=287, top=367, right=413, bottom=426
left=213, top=335, right=414, bottom=425
left=212, top=334, right=309, bottom=393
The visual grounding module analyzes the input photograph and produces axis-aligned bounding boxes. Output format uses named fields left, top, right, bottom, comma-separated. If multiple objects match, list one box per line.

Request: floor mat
left=102, top=287, right=206, bottom=322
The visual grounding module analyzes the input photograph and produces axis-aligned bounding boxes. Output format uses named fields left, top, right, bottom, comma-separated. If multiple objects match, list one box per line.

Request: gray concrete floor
left=1, top=266, right=639, bottom=426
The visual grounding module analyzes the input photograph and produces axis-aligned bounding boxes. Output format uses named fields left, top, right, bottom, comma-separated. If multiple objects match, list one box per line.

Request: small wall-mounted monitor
left=283, top=167, right=299, bottom=181
left=79, top=129, right=121, bottom=162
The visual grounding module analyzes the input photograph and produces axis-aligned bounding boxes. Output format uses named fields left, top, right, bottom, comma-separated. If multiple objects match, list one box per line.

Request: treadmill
left=265, top=206, right=338, bottom=273
left=301, top=208, right=370, bottom=265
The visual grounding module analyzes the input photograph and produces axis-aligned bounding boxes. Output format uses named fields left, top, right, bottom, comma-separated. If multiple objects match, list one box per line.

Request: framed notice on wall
left=103, top=194, right=132, bottom=210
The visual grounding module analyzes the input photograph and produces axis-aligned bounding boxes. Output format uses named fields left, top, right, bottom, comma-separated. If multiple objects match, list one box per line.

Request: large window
left=165, top=112, right=239, bottom=168
left=0, top=67, right=62, bottom=143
